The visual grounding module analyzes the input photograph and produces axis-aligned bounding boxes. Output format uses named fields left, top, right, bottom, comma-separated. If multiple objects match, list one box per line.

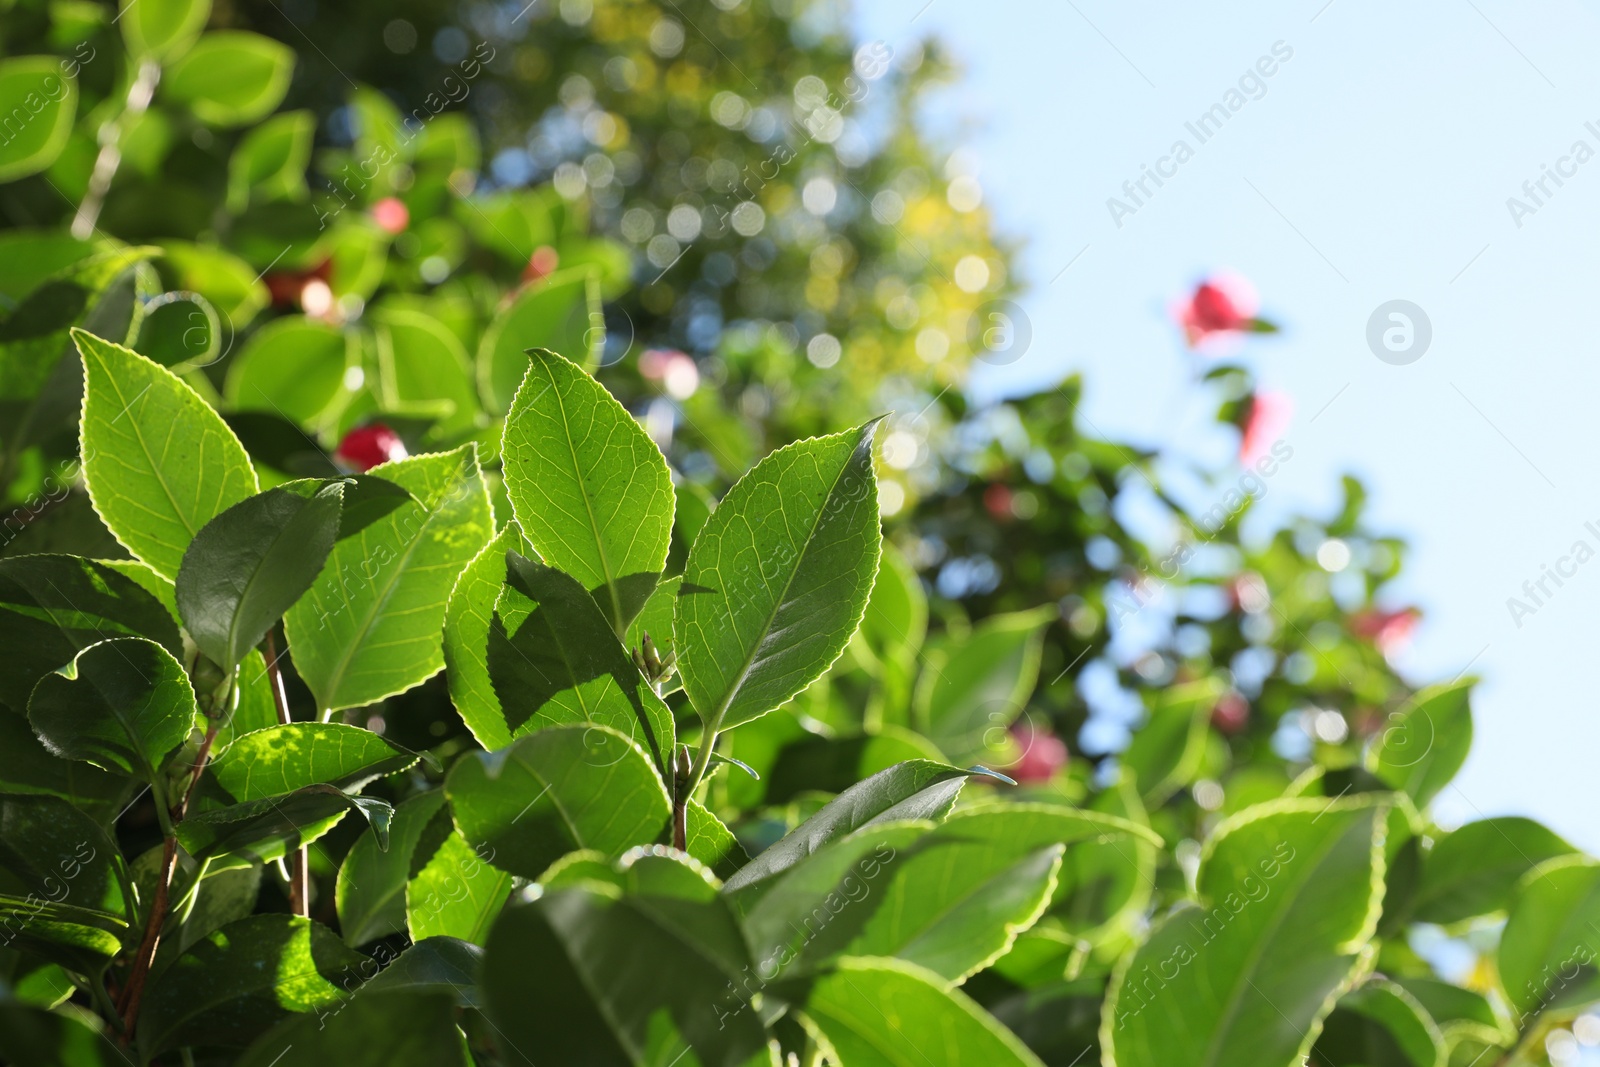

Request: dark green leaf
left=1366, top=680, right=1473, bottom=807
left=207, top=722, right=419, bottom=801
left=1312, top=980, right=1447, bottom=1067
left=0, top=1003, right=123, bottom=1067
left=235, top=989, right=470, bottom=1067
left=177, top=784, right=392, bottom=864
left=915, top=606, right=1052, bottom=765
left=361, top=937, right=483, bottom=1009
left=1413, top=817, right=1575, bottom=925
left=336, top=789, right=447, bottom=946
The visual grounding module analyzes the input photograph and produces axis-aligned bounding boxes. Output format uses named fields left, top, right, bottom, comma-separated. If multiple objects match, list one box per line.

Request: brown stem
left=671, top=745, right=692, bottom=851
left=262, top=629, right=309, bottom=916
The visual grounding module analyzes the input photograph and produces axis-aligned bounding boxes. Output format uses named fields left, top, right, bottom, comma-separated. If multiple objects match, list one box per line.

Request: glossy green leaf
left=625, top=573, right=681, bottom=669
left=162, top=31, right=294, bottom=127
left=1122, top=679, right=1224, bottom=806
left=0, top=894, right=128, bottom=975
left=1102, top=796, right=1390, bottom=1067
left=0, top=553, right=180, bottom=712
left=782, top=956, right=1046, bottom=1067
left=1366, top=680, right=1473, bottom=808
left=0, top=714, right=128, bottom=820
left=482, top=852, right=771, bottom=1067
left=361, top=936, right=483, bottom=1009
left=176, top=479, right=346, bottom=669
left=478, top=267, right=603, bottom=411
left=916, top=606, right=1052, bottom=764
left=227, top=109, right=314, bottom=211
left=372, top=306, right=479, bottom=438
left=1312, top=980, right=1447, bottom=1067
left=140, top=914, right=366, bottom=1057
left=134, top=290, right=219, bottom=366
left=488, top=552, right=675, bottom=776
left=207, top=722, right=418, bottom=801
left=0, top=58, right=79, bottom=183
left=224, top=315, right=350, bottom=426
left=27, top=637, right=197, bottom=781
left=442, top=525, right=532, bottom=750
left=444, top=723, right=671, bottom=879
left=119, top=0, right=209, bottom=60
left=723, top=760, right=988, bottom=896
left=337, top=789, right=447, bottom=946
left=0, top=794, right=129, bottom=918
left=1498, top=855, right=1600, bottom=1023
left=284, top=446, right=492, bottom=713
left=406, top=830, right=512, bottom=945
left=1413, top=817, right=1574, bottom=925
left=236, top=989, right=470, bottom=1067
left=75, top=328, right=258, bottom=580
left=685, top=798, right=749, bottom=882
left=676, top=420, right=881, bottom=732
left=501, top=348, right=674, bottom=633
left=177, top=785, right=392, bottom=864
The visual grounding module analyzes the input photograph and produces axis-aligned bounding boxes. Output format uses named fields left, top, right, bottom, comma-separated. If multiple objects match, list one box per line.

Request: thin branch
left=73, top=59, right=160, bottom=239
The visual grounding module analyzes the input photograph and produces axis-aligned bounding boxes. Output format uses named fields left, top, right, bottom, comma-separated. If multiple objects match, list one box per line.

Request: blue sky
left=855, top=0, right=1600, bottom=850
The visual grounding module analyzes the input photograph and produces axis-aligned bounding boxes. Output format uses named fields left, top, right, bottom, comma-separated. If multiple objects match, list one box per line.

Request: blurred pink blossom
left=1006, top=723, right=1068, bottom=783
left=1239, top=389, right=1293, bottom=465
left=1172, top=273, right=1278, bottom=352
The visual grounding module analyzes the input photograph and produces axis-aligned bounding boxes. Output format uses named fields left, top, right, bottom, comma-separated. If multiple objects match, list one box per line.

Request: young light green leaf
left=161, top=31, right=294, bottom=127
left=27, top=637, right=198, bottom=782
left=0, top=58, right=79, bottom=183
left=206, top=722, right=419, bottom=801
left=478, top=268, right=603, bottom=412
left=226, top=109, right=314, bottom=211
left=0, top=895, right=129, bottom=977
left=372, top=306, right=480, bottom=438
left=676, top=420, right=882, bottom=733
left=176, top=479, right=346, bottom=670
left=284, top=446, right=492, bottom=713
left=406, top=830, right=513, bottom=946
left=500, top=348, right=674, bottom=633
left=916, top=605, right=1052, bottom=764
left=482, top=855, right=769, bottom=1067
left=1413, top=817, right=1574, bottom=925
left=139, top=914, right=366, bottom=1058
left=488, top=552, right=675, bottom=777
left=780, top=957, right=1046, bottom=1067
left=337, top=790, right=448, bottom=946
left=722, top=760, right=992, bottom=896
left=0, top=554, right=181, bottom=712
left=75, top=328, right=258, bottom=580
left=444, top=724, right=671, bottom=879
left=684, top=798, right=749, bottom=882
left=224, top=315, right=350, bottom=426
left=442, top=525, right=534, bottom=750
left=1366, top=679, right=1473, bottom=807
left=1102, top=796, right=1391, bottom=1067
left=119, top=0, right=210, bottom=61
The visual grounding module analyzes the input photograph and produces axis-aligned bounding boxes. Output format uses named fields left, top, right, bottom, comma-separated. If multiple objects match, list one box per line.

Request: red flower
left=372, top=197, right=410, bottom=235
left=263, top=259, right=332, bottom=309
left=1351, top=607, right=1420, bottom=659
left=1210, top=690, right=1250, bottom=735
left=1239, top=389, right=1292, bottom=465
left=983, top=483, right=1014, bottom=522
left=521, top=245, right=560, bottom=283
left=1005, top=723, right=1068, bottom=783
left=335, top=424, right=408, bottom=472
left=1172, top=273, right=1277, bottom=351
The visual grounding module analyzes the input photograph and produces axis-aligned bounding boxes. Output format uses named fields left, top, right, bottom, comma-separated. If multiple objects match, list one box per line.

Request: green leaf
left=140, top=914, right=367, bottom=1057
left=478, top=268, right=604, bottom=412
left=75, top=328, right=258, bottom=580
left=780, top=956, right=1046, bottom=1067
left=162, top=31, right=294, bottom=127
left=488, top=552, right=675, bottom=776
left=0, top=894, right=129, bottom=974
left=337, top=789, right=446, bottom=946
left=372, top=306, right=480, bottom=438
left=0, top=1002, right=124, bottom=1067
left=625, top=573, right=681, bottom=670
left=284, top=446, right=491, bottom=713
left=224, top=315, right=350, bottom=426
left=1122, top=679, right=1225, bottom=806
left=442, top=525, right=530, bottom=750
left=362, top=937, right=484, bottom=1009
left=444, top=723, right=671, bottom=879
left=860, top=542, right=927, bottom=661
left=916, top=606, right=1052, bottom=764
left=1498, top=855, right=1600, bottom=1023
left=0, top=553, right=180, bottom=712
left=406, top=830, right=512, bottom=945
left=158, top=241, right=269, bottom=325
left=134, top=290, right=220, bottom=367
left=227, top=109, right=314, bottom=211
left=0, top=58, right=79, bottom=183
left=1391, top=976, right=1509, bottom=1047
left=1102, top=796, right=1391, bottom=1067
left=0, top=229, right=95, bottom=304
left=723, top=760, right=989, bottom=896
left=1312, top=980, right=1447, bottom=1067
left=207, top=722, right=419, bottom=801
left=27, top=637, right=197, bottom=781
left=235, top=989, right=470, bottom=1067
left=0, top=794, right=130, bottom=918
left=501, top=348, right=674, bottom=633
left=676, top=420, right=882, bottom=733
left=177, top=784, right=392, bottom=864
left=684, top=798, right=749, bottom=882
left=1366, top=680, right=1473, bottom=807
left=176, top=479, right=346, bottom=669
left=1413, top=817, right=1574, bottom=925
left=0, top=714, right=128, bottom=820
left=482, top=853, right=771, bottom=1067
left=119, top=0, right=209, bottom=60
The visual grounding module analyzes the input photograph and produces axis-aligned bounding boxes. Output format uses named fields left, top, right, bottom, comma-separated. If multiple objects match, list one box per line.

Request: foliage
left=0, top=1, right=1586, bottom=1066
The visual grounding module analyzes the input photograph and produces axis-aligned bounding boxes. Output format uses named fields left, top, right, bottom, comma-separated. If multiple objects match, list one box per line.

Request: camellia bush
left=1, top=2, right=1598, bottom=1067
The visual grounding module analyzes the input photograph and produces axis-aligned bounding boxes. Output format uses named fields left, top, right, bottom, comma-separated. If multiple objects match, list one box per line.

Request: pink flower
left=1210, top=690, right=1250, bottom=736
left=1172, top=273, right=1278, bottom=352
left=1352, top=607, right=1421, bottom=659
left=521, top=245, right=560, bottom=283
left=372, top=197, right=410, bottom=235
left=1239, top=389, right=1292, bottom=465
left=336, top=424, right=408, bottom=472
left=1005, top=723, right=1068, bottom=783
